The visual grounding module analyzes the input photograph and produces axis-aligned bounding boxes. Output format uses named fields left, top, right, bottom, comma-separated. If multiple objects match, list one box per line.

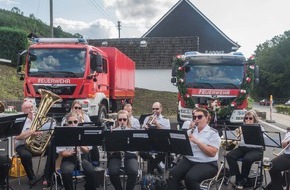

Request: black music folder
left=54, top=126, right=104, bottom=146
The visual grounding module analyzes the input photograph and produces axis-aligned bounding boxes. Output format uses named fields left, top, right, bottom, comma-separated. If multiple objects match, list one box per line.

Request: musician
left=0, top=155, right=10, bottom=189
left=57, top=112, right=97, bottom=190
left=61, top=100, right=99, bottom=168
left=167, top=108, right=221, bottom=190
left=123, top=103, right=140, bottom=129
left=142, top=102, right=170, bottom=130
left=107, top=110, right=138, bottom=190
left=267, top=128, right=290, bottom=190
left=14, top=101, right=39, bottom=186
left=141, top=102, right=170, bottom=174
left=61, top=100, right=91, bottom=125
left=226, top=110, right=264, bottom=189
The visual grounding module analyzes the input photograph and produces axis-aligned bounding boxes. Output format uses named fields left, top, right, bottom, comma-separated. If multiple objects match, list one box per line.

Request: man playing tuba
left=15, top=102, right=40, bottom=186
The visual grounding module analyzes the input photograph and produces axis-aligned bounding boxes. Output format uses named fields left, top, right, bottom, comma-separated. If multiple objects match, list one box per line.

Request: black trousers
left=15, top=145, right=35, bottom=180
left=167, top=157, right=218, bottom=190
left=108, top=154, right=138, bottom=190
left=268, top=153, right=290, bottom=190
left=139, top=152, right=165, bottom=174
left=0, top=155, right=10, bottom=185
left=226, top=146, right=263, bottom=182
left=60, top=156, right=97, bottom=190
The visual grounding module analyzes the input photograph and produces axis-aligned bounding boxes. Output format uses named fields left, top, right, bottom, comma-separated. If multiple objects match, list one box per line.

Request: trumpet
left=146, top=113, right=157, bottom=126
left=77, top=113, right=84, bottom=123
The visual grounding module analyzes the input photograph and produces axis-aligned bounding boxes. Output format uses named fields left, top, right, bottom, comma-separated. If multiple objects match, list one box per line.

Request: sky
left=0, top=0, right=290, bottom=58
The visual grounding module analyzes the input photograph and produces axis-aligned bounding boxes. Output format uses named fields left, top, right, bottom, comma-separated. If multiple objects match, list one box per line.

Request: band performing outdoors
left=1, top=94, right=290, bottom=190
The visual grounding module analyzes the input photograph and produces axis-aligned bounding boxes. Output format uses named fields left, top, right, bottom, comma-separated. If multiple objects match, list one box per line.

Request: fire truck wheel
left=98, top=104, right=107, bottom=123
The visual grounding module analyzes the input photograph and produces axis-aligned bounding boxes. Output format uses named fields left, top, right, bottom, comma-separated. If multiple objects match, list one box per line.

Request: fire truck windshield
left=184, top=64, right=244, bottom=89
left=27, top=48, right=86, bottom=78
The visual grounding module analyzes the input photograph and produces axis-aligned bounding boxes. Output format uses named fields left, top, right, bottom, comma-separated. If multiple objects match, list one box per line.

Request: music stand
left=219, top=124, right=241, bottom=189
left=54, top=126, right=104, bottom=190
left=241, top=124, right=265, bottom=149
left=241, top=124, right=265, bottom=189
left=0, top=113, right=27, bottom=190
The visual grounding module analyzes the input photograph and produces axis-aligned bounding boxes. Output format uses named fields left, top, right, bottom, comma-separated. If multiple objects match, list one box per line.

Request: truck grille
left=33, top=85, right=76, bottom=95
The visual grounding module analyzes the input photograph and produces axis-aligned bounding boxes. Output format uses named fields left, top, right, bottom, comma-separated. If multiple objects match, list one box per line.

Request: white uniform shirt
left=185, top=125, right=221, bottom=163
left=15, top=116, right=33, bottom=148
left=142, top=114, right=170, bottom=129
left=283, top=132, right=290, bottom=155
left=130, top=116, right=141, bottom=130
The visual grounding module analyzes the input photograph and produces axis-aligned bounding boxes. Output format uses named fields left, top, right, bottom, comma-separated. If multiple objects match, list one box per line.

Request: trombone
left=273, top=134, right=290, bottom=157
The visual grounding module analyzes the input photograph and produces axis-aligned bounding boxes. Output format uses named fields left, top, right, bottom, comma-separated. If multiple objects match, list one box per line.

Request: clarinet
left=191, top=125, right=197, bottom=134
left=77, top=147, right=84, bottom=171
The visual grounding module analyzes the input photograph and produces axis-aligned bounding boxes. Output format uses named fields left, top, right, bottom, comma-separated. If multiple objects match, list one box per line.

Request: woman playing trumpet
left=267, top=128, right=290, bottom=190
left=61, top=100, right=91, bottom=125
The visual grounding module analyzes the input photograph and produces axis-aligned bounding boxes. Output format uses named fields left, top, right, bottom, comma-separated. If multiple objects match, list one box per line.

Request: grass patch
left=0, top=64, right=178, bottom=116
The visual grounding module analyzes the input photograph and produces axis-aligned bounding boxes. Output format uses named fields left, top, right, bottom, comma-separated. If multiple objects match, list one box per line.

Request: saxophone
left=25, top=89, right=62, bottom=155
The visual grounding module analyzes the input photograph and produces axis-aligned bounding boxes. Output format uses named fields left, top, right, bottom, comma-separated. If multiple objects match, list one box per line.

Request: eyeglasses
left=152, top=108, right=160, bottom=110
left=193, top=115, right=204, bottom=120
left=74, top=106, right=82, bottom=110
left=244, top=117, right=253, bottom=120
left=118, top=118, right=127, bottom=122
left=67, top=120, right=78, bottom=125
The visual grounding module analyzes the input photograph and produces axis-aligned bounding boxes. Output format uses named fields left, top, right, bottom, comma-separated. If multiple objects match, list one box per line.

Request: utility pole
left=50, top=0, right=53, bottom=37
left=117, top=21, right=121, bottom=38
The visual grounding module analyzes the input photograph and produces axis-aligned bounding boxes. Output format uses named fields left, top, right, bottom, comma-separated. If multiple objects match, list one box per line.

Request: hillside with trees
left=0, top=8, right=81, bottom=38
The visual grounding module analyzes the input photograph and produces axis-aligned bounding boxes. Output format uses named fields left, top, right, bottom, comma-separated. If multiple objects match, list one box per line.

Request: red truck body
left=99, top=47, right=135, bottom=99
left=17, top=38, right=135, bottom=122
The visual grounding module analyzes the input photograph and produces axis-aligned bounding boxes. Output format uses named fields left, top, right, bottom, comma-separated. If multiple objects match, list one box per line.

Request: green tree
left=254, top=31, right=290, bottom=98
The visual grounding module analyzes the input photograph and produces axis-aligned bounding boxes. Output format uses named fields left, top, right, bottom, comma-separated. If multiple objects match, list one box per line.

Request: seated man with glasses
left=226, top=110, right=264, bottom=189
left=57, top=112, right=97, bottom=190
left=141, top=102, right=170, bottom=174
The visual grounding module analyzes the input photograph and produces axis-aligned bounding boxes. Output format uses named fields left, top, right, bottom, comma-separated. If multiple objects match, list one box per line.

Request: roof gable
left=142, top=0, right=240, bottom=53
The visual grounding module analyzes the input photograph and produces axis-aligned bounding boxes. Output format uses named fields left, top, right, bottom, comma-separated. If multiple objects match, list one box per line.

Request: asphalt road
left=2, top=103, right=290, bottom=190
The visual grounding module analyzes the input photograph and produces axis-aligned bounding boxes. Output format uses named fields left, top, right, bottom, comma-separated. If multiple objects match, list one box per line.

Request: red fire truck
left=17, top=38, right=135, bottom=122
left=171, top=51, right=259, bottom=127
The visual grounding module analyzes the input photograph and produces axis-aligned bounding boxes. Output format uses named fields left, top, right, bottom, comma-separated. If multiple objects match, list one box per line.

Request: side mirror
left=171, top=67, right=177, bottom=77
left=17, top=50, right=27, bottom=75
left=96, top=54, right=103, bottom=73
left=171, top=77, right=177, bottom=86
left=90, top=53, right=103, bottom=73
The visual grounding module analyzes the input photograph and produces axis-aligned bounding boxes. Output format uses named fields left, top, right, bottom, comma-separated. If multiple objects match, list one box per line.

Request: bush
left=275, top=105, right=290, bottom=115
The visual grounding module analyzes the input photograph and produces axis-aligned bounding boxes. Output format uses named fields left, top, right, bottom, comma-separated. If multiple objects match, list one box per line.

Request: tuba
left=25, top=89, right=62, bottom=155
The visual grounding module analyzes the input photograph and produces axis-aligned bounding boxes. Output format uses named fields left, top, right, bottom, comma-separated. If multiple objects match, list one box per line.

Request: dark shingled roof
left=142, top=0, right=240, bottom=53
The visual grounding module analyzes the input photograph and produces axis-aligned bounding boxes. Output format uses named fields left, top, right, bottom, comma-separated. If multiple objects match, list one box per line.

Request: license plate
left=52, top=104, right=62, bottom=108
